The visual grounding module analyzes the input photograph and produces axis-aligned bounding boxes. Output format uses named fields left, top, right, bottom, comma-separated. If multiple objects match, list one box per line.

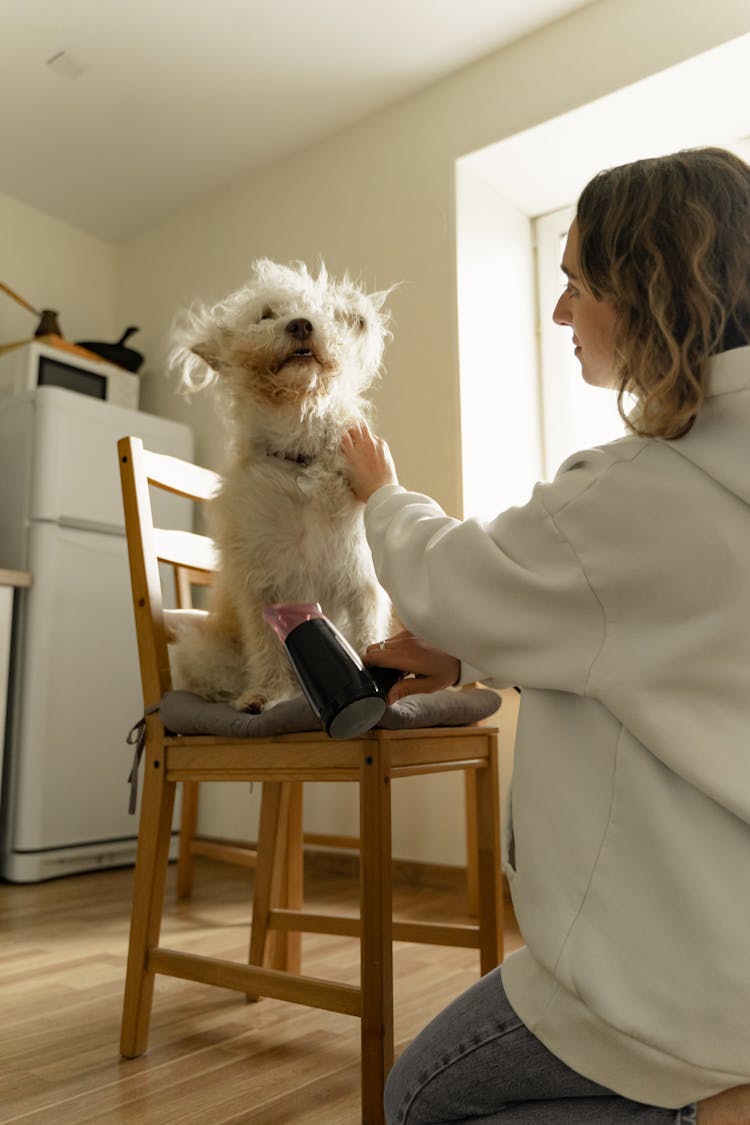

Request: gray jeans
left=384, top=967, right=698, bottom=1124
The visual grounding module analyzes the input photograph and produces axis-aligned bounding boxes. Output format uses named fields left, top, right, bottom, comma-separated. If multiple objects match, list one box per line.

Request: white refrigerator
left=0, top=386, right=193, bottom=881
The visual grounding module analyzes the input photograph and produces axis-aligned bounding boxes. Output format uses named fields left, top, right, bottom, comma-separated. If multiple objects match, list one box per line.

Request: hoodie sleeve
left=363, top=482, right=605, bottom=694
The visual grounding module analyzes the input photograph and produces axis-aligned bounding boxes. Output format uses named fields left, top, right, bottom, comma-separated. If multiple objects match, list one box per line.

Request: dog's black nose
left=286, top=318, right=313, bottom=341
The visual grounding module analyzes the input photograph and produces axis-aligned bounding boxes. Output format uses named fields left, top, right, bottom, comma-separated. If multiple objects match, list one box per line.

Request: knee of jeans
left=383, top=1063, right=402, bottom=1123
left=384, top=1051, right=416, bottom=1124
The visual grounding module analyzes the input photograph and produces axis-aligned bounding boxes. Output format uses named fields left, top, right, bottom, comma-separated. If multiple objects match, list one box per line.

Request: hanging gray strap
left=125, top=705, right=160, bottom=815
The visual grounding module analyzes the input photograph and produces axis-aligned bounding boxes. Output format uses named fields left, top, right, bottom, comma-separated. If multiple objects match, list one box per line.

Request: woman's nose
left=552, top=293, right=570, bottom=325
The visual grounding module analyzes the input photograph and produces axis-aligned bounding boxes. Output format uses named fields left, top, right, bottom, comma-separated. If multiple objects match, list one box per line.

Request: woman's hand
left=341, top=420, right=398, bottom=503
left=365, top=629, right=460, bottom=704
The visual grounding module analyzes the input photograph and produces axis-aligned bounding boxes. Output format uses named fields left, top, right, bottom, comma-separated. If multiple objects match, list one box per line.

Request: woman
left=341, top=148, right=750, bottom=1124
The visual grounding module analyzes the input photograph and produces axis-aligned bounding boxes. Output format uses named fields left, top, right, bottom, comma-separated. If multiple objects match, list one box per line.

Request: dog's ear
left=368, top=283, right=398, bottom=313
left=169, top=304, right=232, bottom=392
left=181, top=305, right=233, bottom=372
left=190, top=336, right=224, bottom=372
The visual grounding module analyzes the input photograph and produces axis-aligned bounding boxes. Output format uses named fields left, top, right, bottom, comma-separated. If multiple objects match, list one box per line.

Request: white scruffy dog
left=169, top=259, right=394, bottom=712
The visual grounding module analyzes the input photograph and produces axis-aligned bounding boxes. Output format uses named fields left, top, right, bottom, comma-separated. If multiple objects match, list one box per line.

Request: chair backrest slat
left=118, top=435, right=218, bottom=708
left=153, top=528, right=217, bottom=572
left=142, top=447, right=219, bottom=501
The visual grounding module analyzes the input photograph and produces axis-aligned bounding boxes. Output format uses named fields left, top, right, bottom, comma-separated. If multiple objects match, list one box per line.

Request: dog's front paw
left=231, top=690, right=267, bottom=713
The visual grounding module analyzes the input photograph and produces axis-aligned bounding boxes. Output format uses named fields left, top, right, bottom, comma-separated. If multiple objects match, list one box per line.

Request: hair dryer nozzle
left=262, top=602, right=323, bottom=643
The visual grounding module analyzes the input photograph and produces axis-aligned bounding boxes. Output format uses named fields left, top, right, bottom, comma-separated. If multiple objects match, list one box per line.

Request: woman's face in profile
left=552, top=221, right=618, bottom=389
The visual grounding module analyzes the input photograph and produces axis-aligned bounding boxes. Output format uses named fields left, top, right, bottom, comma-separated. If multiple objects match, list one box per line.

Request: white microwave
left=0, top=341, right=139, bottom=409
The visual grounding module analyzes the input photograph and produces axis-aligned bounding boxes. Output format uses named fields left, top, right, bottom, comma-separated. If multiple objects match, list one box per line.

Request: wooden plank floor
left=0, top=857, right=522, bottom=1124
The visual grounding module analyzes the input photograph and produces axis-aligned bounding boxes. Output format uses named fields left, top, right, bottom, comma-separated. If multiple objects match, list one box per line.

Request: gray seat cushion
left=159, top=687, right=501, bottom=738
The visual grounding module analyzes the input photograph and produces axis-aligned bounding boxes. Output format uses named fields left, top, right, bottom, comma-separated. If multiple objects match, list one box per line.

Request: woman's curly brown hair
left=576, top=147, right=750, bottom=439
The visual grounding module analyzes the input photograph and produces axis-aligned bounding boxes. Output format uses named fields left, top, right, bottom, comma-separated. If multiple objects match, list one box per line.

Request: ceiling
left=0, top=0, right=591, bottom=244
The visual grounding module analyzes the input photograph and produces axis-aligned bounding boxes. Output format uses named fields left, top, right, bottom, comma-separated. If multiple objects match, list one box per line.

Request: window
left=534, top=205, right=627, bottom=479
left=455, top=179, right=629, bottom=525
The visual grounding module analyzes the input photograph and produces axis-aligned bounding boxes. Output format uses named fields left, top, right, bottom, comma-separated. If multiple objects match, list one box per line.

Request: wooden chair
left=117, top=434, right=504, bottom=1125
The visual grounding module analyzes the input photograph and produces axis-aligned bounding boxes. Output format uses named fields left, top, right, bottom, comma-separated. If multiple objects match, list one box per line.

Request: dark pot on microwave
left=76, top=326, right=144, bottom=372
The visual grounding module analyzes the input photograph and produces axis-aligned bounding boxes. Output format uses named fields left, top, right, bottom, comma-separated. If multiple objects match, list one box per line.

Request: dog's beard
left=228, top=340, right=338, bottom=406
left=273, top=352, right=317, bottom=373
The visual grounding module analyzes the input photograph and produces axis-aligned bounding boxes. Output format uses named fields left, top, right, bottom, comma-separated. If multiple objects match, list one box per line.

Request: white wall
left=111, top=0, right=750, bottom=863
left=455, top=168, right=542, bottom=520
left=0, top=190, right=117, bottom=345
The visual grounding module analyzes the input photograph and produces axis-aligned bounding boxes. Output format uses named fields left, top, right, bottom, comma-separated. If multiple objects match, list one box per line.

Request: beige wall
left=109, top=0, right=750, bottom=862
left=0, top=190, right=116, bottom=346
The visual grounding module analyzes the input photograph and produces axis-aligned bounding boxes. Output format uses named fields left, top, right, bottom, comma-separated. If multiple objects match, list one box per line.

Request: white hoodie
left=363, top=345, right=750, bottom=1107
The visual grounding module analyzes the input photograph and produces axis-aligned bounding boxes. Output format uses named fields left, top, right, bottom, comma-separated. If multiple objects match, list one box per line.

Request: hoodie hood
left=663, top=344, right=750, bottom=505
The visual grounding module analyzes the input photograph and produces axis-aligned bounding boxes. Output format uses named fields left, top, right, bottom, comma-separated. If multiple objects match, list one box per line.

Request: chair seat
left=162, top=722, right=499, bottom=781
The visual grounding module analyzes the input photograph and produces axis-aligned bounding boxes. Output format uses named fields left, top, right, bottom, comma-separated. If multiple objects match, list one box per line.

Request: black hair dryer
left=262, top=602, right=399, bottom=739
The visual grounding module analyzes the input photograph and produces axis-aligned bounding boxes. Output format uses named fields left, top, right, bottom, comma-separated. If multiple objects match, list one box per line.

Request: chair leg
left=464, top=769, right=479, bottom=918
left=176, top=780, right=199, bottom=900
left=359, top=743, right=394, bottom=1125
left=270, top=781, right=303, bottom=974
left=473, top=736, right=504, bottom=975
left=247, top=781, right=302, bottom=999
left=120, top=743, right=177, bottom=1058
left=248, top=781, right=284, bottom=980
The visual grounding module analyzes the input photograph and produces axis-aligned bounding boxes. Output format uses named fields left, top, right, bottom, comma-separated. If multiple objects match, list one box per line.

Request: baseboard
left=193, top=834, right=511, bottom=899
left=304, top=845, right=512, bottom=900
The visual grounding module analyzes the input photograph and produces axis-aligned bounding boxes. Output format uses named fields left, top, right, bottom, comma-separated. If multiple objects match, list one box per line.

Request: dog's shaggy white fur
left=169, top=259, right=394, bottom=712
